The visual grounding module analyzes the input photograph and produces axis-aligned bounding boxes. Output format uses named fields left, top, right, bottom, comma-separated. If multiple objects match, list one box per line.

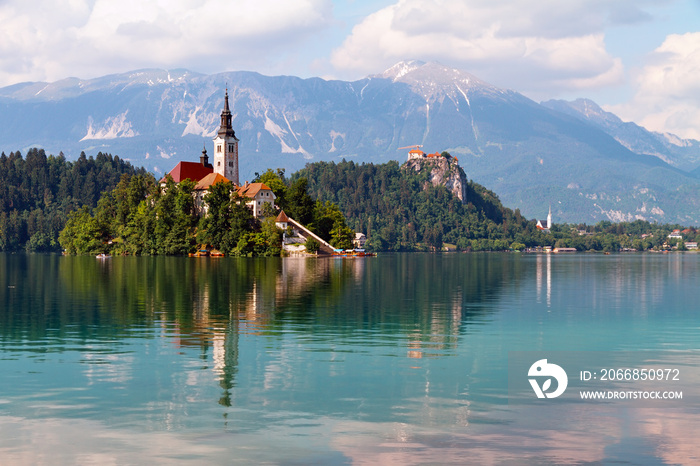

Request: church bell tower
left=213, top=89, right=239, bottom=185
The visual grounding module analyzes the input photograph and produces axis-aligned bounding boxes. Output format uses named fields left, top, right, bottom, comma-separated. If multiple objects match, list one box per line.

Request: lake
left=1, top=252, right=698, bottom=465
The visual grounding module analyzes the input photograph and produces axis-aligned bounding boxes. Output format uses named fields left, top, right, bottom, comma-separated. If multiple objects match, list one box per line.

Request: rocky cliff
left=402, top=155, right=467, bottom=203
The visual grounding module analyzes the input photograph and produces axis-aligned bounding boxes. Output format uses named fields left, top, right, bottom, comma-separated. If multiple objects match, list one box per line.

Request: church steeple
left=213, top=88, right=240, bottom=185
left=217, top=89, right=236, bottom=138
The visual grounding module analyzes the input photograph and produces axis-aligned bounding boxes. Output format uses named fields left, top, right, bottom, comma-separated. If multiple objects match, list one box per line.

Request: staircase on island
left=284, top=217, right=335, bottom=255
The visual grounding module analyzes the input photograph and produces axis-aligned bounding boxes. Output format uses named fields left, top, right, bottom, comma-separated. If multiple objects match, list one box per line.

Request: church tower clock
left=213, top=90, right=240, bottom=185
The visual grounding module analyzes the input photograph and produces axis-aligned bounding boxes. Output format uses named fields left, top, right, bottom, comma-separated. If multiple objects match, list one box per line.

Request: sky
left=1, top=0, right=699, bottom=139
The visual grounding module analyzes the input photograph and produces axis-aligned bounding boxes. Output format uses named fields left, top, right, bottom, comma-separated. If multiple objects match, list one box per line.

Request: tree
left=286, top=177, right=314, bottom=225
left=59, top=206, right=105, bottom=255
left=424, top=224, right=443, bottom=251
left=312, top=200, right=347, bottom=241
left=304, top=238, right=320, bottom=254
left=235, top=232, right=257, bottom=256
left=198, top=181, right=255, bottom=254
left=151, top=178, right=198, bottom=255
left=259, top=201, right=277, bottom=219
left=554, top=239, right=568, bottom=249
left=258, top=217, right=283, bottom=256
left=330, top=221, right=354, bottom=250
left=125, top=201, right=157, bottom=255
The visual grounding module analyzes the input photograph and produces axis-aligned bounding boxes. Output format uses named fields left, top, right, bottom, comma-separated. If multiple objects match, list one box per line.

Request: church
left=161, top=90, right=276, bottom=217
left=536, top=206, right=552, bottom=233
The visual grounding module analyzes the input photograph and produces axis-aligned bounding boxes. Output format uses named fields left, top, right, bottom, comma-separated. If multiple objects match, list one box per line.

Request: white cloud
left=330, top=0, right=642, bottom=94
left=0, top=0, right=333, bottom=87
left=609, top=32, right=700, bottom=140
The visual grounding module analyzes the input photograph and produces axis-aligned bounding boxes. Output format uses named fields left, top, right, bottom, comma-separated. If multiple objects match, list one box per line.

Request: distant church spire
left=536, top=205, right=552, bottom=233
left=213, top=88, right=240, bottom=185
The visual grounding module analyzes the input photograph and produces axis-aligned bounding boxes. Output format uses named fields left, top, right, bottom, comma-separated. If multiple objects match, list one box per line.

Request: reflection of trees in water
left=1, top=253, right=520, bottom=338
left=270, top=254, right=523, bottom=358
left=0, top=253, right=522, bottom=406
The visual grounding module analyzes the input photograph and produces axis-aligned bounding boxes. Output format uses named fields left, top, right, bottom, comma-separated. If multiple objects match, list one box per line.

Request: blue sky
left=0, top=0, right=698, bottom=138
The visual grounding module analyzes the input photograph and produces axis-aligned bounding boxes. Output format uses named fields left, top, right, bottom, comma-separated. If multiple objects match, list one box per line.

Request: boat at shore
left=331, top=249, right=376, bottom=257
left=189, top=246, right=224, bottom=257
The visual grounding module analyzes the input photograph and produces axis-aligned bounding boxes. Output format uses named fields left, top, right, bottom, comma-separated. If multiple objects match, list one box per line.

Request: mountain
left=1, top=62, right=700, bottom=224
left=541, top=98, right=700, bottom=172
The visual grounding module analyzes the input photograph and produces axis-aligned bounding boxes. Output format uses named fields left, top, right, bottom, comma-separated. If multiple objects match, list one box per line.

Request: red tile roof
left=237, top=182, right=273, bottom=199
left=195, top=173, right=230, bottom=190
left=161, top=161, right=213, bottom=183
left=275, top=210, right=289, bottom=222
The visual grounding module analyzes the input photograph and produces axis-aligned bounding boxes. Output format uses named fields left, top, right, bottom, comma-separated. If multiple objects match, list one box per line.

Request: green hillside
left=294, top=159, right=544, bottom=251
left=295, top=159, right=700, bottom=252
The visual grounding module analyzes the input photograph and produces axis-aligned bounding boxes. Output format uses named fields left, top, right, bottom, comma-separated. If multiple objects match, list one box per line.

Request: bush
left=305, top=238, right=320, bottom=254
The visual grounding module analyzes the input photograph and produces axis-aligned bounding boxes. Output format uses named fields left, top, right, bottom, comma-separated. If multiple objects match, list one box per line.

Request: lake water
left=1, top=252, right=698, bottom=465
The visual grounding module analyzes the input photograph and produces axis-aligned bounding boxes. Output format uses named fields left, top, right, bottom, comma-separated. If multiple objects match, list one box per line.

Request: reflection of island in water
left=167, top=254, right=526, bottom=404
left=3, top=253, right=700, bottom=464
left=2, top=254, right=523, bottom=403
left=5, top=253, right=524, bottom=344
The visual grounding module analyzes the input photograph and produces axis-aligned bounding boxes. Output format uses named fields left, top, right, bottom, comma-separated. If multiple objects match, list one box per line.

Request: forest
left=2, top=148, right=698, bottom=255
left=0, top=149, right=148, bottom=252
left=295, top=159, right=700, bottom=253
left=295, top=159, right=544, bottom=251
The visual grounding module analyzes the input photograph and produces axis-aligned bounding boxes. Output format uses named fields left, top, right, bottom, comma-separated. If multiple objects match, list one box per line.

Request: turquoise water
left=0, top=253, right=698, bottom=464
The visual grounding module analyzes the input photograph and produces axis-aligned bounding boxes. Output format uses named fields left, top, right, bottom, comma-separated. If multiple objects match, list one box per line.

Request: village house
left=193, top=171, right=229, bottom=215
left=668, top=229, right=683, bottom=240
left=236, top=182, right=276, bottom=218
left=353, top=233, right=367, bottom=249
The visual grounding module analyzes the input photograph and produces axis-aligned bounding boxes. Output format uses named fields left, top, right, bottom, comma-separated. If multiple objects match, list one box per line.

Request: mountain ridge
left=541, top=98, right=700, bottom=172
left=1, top=61, right=700, bottom=224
